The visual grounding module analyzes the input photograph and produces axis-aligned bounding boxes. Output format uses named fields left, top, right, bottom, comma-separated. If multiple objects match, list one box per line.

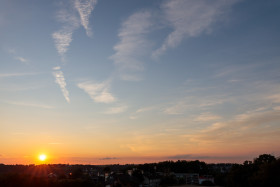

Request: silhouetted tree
left=227, top=154, right=279, bottom=187
left=253, top=154, right=276, bottom=165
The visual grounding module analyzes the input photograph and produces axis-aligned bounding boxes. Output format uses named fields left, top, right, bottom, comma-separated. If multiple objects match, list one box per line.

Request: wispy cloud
left=163, top=96, right=225, bottom=115
left=130, top=106, right=157, bottom=119
left=52, top=31, right=74, bottom=58
left=52, top=9, right=80, bottom=58
left=189, top=109, right=280, bottom=147
left=153, top=0, right=240, bottom=58
left=268, top=94, right=280, bottom=103
left=15, top=56, right=28, bottom=63
left=99, top=157, right=118, bottom=160
left=163, top=102, right=189, bottom=115
left=6, top=48, right=29, bottom=64
left=105, top=105, right=127, bottom=114
left=74, top=0, right=97, bottom=37
left=3, top=101, right=54, bottom=109
left=53, top=0, right=97, bottom=58
left=129, top=116, right=137, bottom=120
left=110, top=11, right=153, bottom=81
left=234, top=107, right=268, bottom=122
left=0, top=72, right=38, bottom=78
left=194, top=112, right=221, bottom=122
left=136, top=106, right=156, bottom=113
left=53, top=66, right=70, bottom=103
left=77, top=81, right=116, bottom=103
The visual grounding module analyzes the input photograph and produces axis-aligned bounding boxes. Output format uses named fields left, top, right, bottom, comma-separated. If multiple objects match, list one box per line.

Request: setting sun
left=39, top=154, right=47, bottom=161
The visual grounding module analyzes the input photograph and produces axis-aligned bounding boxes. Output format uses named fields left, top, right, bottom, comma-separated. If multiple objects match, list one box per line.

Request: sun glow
left=39, top=154, right=47, bottom=161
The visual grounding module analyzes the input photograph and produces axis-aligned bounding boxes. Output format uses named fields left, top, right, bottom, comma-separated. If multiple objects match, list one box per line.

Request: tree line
left=0, top=154, right=279, bottom=186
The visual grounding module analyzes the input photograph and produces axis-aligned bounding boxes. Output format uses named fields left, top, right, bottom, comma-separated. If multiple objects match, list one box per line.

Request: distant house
left=142, top=176, right=161, bottom=187
left=173, top=173, right=199, bottom=184
left=186, top=173, right=199, bottom=184
left=199, top=175, right=214, bottom=185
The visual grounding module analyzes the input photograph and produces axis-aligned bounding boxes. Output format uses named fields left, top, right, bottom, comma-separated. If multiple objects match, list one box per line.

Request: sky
left=0, top=0, right=280, bottom=165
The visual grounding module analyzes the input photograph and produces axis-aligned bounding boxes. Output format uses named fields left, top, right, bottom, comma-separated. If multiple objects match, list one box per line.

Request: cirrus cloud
left=104, top=105, right=127, bottom=114
left=52, top=0, right=98, bottom=58
left=153, top=0, right=240, bottom=58
left=53, top=66, right=70, bottom=103
left=74, top=0, right=97, bottom=37
left=77, top=81, right=116, bottom=103
left=110, top=11, right=153, bottom=81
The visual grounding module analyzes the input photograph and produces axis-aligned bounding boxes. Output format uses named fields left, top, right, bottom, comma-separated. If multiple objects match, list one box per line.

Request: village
left=0, top=160, right=233, bottom=186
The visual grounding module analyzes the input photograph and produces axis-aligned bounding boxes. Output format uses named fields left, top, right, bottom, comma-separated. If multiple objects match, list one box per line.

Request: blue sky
left=0, top=0, right=280, bottom=164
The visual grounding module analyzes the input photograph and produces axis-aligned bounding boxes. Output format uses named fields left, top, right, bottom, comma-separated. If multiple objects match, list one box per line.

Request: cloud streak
left=153, top=0, right=240, bottom=58
left=52, top=9, right=80, bottom=58
left=163, top=96, right=225, bottom=115
left=189, top=110, right=280, bottom=146
left=268, top=94, right=280, bottom=103
left=0, top=72, right=39, bottom=78
left=105, top=105, right=127, bottom=114
left=3, top=101, right=54, bottom=109
left=15, top=56, right=28, bottom=63
left=99, top=157, right=118, bottom=160
left=74, top=0, right=97, bottom=37
left=110, top=11, right=153, bottom=81
left=194, top=112, right=221, bottom=122
left=53, top=0, right=97, bottom=58
left=53, top=66, right=70, bottom=103
left=163, top=101, right=190, bottom=115
left=136, top=106, right=156, bottom=113
left=77, top=81, right=116, bottom=103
